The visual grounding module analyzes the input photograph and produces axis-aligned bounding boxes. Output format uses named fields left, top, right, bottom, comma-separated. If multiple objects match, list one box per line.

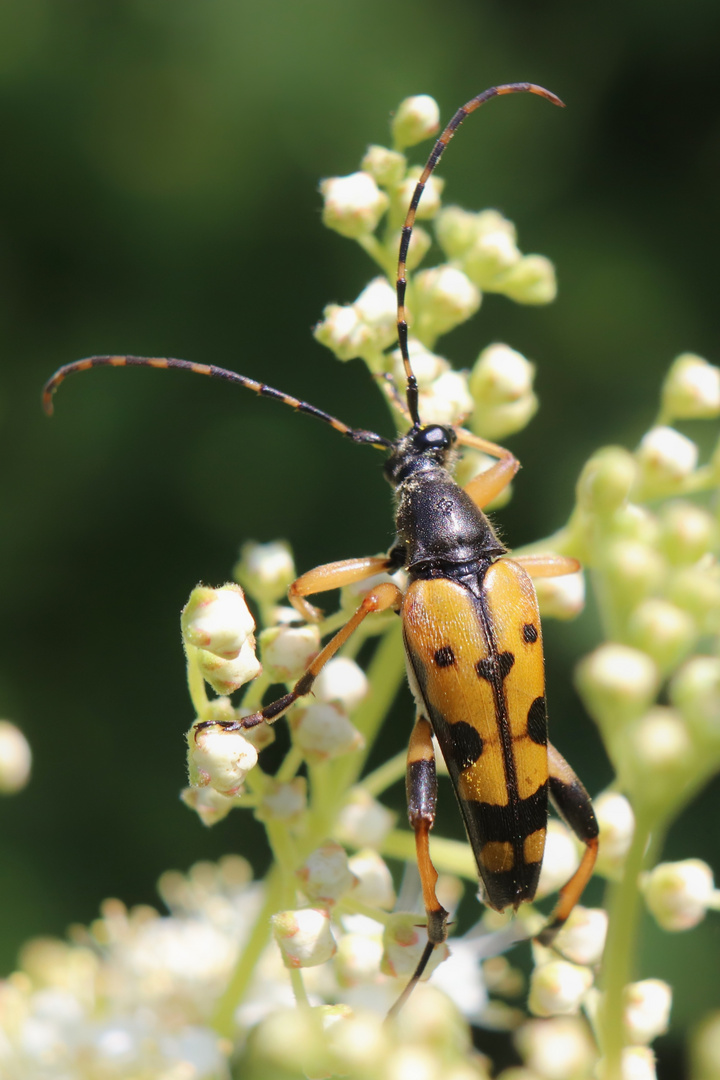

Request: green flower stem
left=338, top=896, right=393, bottom=926
left=185, top=645, right=210, bottom=719
left=357, top=233, right=394, bottom=276
left=289, top=966, right=311, bottom=1009
left=598, top=810, right=654, bottom=1078
left=211, top=864, right=284, bottom=1037
left=276, top=745, right=304, bottom=785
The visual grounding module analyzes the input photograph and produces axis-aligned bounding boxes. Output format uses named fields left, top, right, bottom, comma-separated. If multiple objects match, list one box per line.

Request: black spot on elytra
left=523, top=623, right=538, bottom=644
left=434, top=645, right=456, bottom=668
left=449, top=721, right=484, bottom=769
left=527, top=697, right=547, bottom=745
left=476, top=651, right=515, bottom=681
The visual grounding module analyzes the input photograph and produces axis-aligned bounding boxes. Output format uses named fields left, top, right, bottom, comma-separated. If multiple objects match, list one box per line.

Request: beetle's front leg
left=537, top=743, right=599, bottom=945
left=289, top=555, right=394, bottom=621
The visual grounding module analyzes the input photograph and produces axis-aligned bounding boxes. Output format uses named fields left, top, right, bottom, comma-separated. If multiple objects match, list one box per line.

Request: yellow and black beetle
left=43, top=83, right=599, bottom=1013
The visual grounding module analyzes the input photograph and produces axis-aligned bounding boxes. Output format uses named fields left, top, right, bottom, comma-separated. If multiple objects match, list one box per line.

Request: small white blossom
left=291, top=703, right=364, bottom=763
left=182, top=583, right=255, bottom=660
left=551, top=907, right=608, bottom=967
left=0, top=720, right=31, bottom=794
left=419, top=369, right=475, bottom=427
left=413, top=265, right=481, bottom=337
left=297, top=842, right=356, bottom=905
left=347, top=849, right=396, bottom=909
left=336, top=789, right=396, bottom=847
left=320, top=172, right=389, bottom=238
left=470, top=344, right=535, bottom=406
left=361, top=144, right=407, bottom=187
left=314, top=301, right=367, bottom=360
left=188, top=725, right=258, bottom=796
left=260, top=622, right=321, bottom=682
left=381, top=914, right=449, bottom=979
left=234, top=540, right=295, bottom=603
left=256, top=777, right=307, bottom=822
left=669, top=655, right=720, bottom=740
left=594, top=791, right=635, bottom=878
left=535, top=820, right=580, bottom=900
left=662, top=352, right=720, bottom=420
left=354, top=276, right=397, bottom=336
left=334, top=928, right=384, bottom=988
left=515, top=1016, right=597, bottom=1080
left=627, top=707, right=693, bottom=774
left=494, top=254, right=557, bottom=304
left=576, top=644, right=660, bottom=733
left=659, top=501, right=718, bottom=564
left=623, top=980, right=672, bottom=1045
left=392, top=94, right=440, bottom=149
left=272, top=907, right=337, bottom=968
left=528, top=960, right=594, bottom=1017
left=628, top=599, right=696, bottom=673
left=397, top=170, right=444, bottom=220
left=642, top=859, right=717, bottom=931
left=314, top=657, right=369, bottom=711
left=533, top=571, right=586, bottom=621
left=636, top=426, right=698, bottom=489
left=392, top=340, right=449, bottom=389
left=180, top=784, right=240, bottom=826
left=196, top=638, right=261, bottom=695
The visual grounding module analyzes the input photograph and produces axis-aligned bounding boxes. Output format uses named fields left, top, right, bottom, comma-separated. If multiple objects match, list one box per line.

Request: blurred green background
left=2, top=0, right=719, bottom=1071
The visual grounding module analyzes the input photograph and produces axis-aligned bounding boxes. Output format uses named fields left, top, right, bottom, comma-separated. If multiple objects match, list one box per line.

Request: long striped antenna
left=42, top=355, right=391, bottom=449
left=396, top=82, right=564, bottom=427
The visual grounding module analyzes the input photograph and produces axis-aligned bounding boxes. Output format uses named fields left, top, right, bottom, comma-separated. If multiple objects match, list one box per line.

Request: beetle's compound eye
left=413, top=425, right=454, bottom=453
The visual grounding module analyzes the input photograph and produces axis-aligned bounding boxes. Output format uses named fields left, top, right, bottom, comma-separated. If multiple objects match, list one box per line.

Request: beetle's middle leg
left=387, top=715, right=449, bottom=1018
left=537, top=742, right=599, bottom=945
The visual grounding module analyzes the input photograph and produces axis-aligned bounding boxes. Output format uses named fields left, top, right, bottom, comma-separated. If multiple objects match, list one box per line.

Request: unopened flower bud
left=291, top=703, right=364, bottom=763
left=576, top=447, right=638, bottom=515
left=602, top=540, right=666, bottom=613
left=272, top=907, right=336, bottom=968
left=392, top=95, right=440, bottom=149
left=669, top=656, right=720, bottom=741
left=397, top=170, right=444, bottom=221
left=196, top=639, right=261, bottom=695
left=391, top=340, right=449, bottom=389
left=494, top=255, right=557, bottom=305
left=336, top=788, right=396, bottom=847
left=623, top=979, right=672, bottom=1044
left=257, top=777, right=307, bottom=822
left=536, top=820, right=580, bottom=900
left=182, top=583, right=255, bottom=660
left=413, top=265, right=481, bottom=338
left=360, top=144, right=407, bottom=188
left=643, top=859, right=716, bottom=931
left=354, top=277, right=397, bottom=343
left=605, top=1046, right=657, bottom=1080
left=627, top=599, right=696, bottom=673
left=576, top=644, right=660, bottom=736
left=435, top=205, right=480, bottom=258
left=260, top=622, right=321, bottom=682
left=594, top=791, right=635, bottom=879
left=180, top=784, right=239, bottom=826
left=528, top=960, right=593, bottom=1017
left=515, top=1016, right=597, bottom=1080
left=691, top=1011, right=720, bottom=1080
left=298, top=842, right=355, bottom=905
left=419, top=369, right=475, bottom=427
left=320, top=172, right=389, bottom=238
left=661, top=353, right=720, bottom=420
left=188, top=723, right=258, bottom=796
left=470, top=344, right=535, bottom=406
left=636, top=427, right=698, bottom=494
left=666, top=564, right=720, bottom=634
left=552, top=907, right=608, bottom=966
left=381, top=913, right=448, bottom=978
left=0, top=721, right=31, bottom=794
left=463, top=220, right=521, bottom=287
left=314, top=657, right=369, bottom=711
left=314, top=302, right=367, bottom=361
left=626, top=708, right=693, bottom=797
left=234, top=540, right=295, bottom=603
left=533, top=571, right=585, bottom=621
left=659, top=501, right=717, bottom=565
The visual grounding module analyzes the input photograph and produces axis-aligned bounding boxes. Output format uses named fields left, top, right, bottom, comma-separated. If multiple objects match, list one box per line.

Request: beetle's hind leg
left=537, top=743, right=599, bottom=946
left=289, top=554, right=395, bottom=622
left=387, top=716, right=449, bottom=1019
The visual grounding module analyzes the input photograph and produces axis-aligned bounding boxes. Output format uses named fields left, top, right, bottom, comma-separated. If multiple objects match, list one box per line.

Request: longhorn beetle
left=44, top=83, right=599, bottom=1016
